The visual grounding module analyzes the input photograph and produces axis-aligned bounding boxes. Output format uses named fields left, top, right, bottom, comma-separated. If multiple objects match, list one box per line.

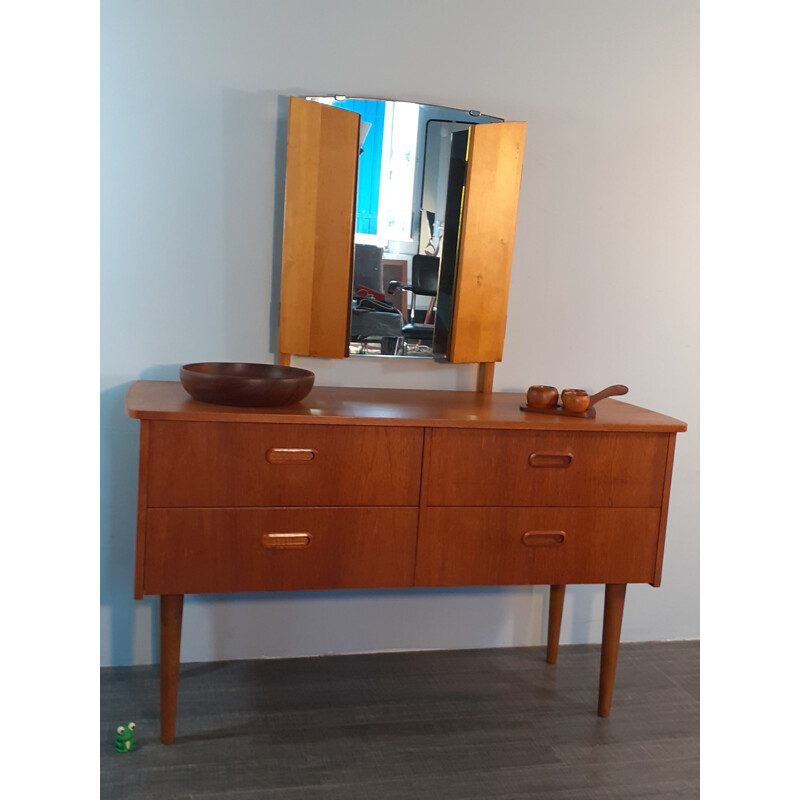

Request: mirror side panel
left=448, top=121, right=526, bottom=364
left=432, top=129, right=469, bottom=358
left=279, top=98, right=360, bottom=358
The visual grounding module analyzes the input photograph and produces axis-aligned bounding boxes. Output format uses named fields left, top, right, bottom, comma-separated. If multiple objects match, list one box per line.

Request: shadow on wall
left=524, top=584, right=604, bottom=649
left=221, top=89, right=289, bottom=362
left=181, top=585, right=544, bottom=663
left=100, top=365, right=183, bottom=666
left=100, top=380, right=140, bottom=666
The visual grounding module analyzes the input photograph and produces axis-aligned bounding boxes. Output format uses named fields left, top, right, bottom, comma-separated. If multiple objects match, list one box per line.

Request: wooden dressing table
left=127, top=381, right=685, bottom=744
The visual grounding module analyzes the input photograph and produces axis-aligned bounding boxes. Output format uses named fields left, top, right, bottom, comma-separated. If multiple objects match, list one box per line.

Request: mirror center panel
left=307, top=97, right=502, bottom=359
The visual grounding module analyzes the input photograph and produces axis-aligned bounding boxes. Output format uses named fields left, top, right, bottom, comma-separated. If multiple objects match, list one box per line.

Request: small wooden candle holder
left=520, top=384, right=628, bottom=418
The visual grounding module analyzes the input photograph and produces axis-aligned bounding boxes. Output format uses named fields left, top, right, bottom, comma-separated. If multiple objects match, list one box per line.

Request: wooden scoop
left=586, top=384, right=628, bottom=407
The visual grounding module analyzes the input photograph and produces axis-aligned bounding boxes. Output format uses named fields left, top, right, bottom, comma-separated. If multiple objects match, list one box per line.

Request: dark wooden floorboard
left=101, top=641, right=699, bottom=799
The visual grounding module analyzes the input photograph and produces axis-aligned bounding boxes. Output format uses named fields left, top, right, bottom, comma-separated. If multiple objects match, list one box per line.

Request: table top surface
left=125, top=381, right=686, bottom=433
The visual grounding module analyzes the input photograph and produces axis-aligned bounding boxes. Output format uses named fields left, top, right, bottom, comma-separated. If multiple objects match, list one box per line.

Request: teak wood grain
left=133, top=420, right=151, bottom=598
left=477, top=362, right=495, bottom=393
left=144, top=507, right=418, bottom=594
left=125, top=381, right=685, bottom=737
left=414, top=507, right=661, bottom=586
left=449, top=121, right=526, bottom=364
left=599, top=584, right=627, bottom=717
left=146, top=421, right=424, bottom=508
left=546, top=584, right=566, bottom=663
left=126, top=382, right=686, bottom=433
left=279, top=97, right=358, bottom=358
left=160, top=595, right=183, bottom=745
left=652, top=433, right=678, bottom=587
left=426, top=429, right=669, bottom=507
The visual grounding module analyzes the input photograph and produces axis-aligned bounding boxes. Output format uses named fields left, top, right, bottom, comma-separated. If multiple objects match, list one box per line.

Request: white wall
left=101, top=0, right=699, bottom=666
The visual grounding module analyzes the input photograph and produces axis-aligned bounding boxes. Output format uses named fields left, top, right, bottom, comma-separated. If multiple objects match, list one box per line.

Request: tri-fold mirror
left=278, top=96, right=526, bottom=366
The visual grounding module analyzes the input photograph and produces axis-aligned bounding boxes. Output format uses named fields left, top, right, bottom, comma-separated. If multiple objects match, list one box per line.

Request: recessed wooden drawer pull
left=522, top=531, right=566, bottom=547
left=261, top=533, right=312, bottom=548
left=266, top=448, right=317, bottom=464
left=528, top=452, right=573, bottom=468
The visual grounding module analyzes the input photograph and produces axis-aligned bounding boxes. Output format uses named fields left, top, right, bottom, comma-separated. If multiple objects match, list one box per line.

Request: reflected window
left=311, top=97, right=419, bottom=243
left=374, top=101, right=418, bottom=242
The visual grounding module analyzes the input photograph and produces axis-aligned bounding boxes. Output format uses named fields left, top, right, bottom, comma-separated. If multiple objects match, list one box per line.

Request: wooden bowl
left=179, top=363, right=315, bottom=407
left=561, top=389, right=591, bottom=412
left=526, top=385, right=559, bottom=409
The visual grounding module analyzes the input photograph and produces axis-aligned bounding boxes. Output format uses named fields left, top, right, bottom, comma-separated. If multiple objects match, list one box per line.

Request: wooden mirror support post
left=477, top=362, right=495, bottom=393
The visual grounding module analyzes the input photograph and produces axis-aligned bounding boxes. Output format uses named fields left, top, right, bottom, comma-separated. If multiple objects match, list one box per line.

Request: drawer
left=146, top=422, right=424, bottom=507
left=414, top=507, right=661, bottom=586
left=426, top=429, right=668, bottom=507
left=143, top=507, right=418, bottom=594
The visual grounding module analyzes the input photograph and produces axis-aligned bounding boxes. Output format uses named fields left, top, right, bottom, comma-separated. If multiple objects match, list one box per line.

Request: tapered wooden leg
left=546, top=584, right=566, bottom=664
left=598, top=583, right=627, bottom=717
left=160, top=594, right=184, bottom=744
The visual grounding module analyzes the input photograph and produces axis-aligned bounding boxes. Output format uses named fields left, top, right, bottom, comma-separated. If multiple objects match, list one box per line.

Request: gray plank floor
left=100, top=641, right=699, bottom=799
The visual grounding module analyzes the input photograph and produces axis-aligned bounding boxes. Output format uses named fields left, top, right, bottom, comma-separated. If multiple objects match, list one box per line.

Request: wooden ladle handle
left=587, top=384, right=629, bottom=407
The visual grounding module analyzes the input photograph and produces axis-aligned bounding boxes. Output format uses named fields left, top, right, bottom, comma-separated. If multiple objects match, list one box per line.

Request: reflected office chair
left=387, top=255, right=440, bottom=354
left=352, top=243, right=384, bottom=296
left=350, top=243, right=403, bottom=354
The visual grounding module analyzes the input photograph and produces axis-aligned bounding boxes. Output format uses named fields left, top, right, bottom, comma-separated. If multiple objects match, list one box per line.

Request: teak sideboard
left=126, top=381, right=686, bottom=744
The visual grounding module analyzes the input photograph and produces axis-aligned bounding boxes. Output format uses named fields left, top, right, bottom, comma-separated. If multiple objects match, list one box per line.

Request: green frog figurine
left=115, top=722, right=136, bottom=753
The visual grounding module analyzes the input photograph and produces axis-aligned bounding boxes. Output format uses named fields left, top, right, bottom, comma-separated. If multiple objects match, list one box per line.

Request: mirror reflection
left=307, top=97, right=502, bottom=358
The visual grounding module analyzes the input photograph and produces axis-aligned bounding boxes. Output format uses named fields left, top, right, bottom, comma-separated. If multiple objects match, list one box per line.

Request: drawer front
left=414, top=507, right=661, bottom=586
left=426, top=429, right=668, bottom=507
left=147, top=422, right=424, bottom=507
left=144, top=507, right=418, bottom=594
